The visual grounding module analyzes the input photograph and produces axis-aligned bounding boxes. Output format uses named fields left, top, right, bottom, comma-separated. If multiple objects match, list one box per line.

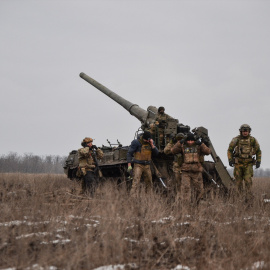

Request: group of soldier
left=77, top=107, right=262, bottom=204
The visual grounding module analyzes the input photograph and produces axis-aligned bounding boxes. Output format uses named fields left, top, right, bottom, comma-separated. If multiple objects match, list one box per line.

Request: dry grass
left=0, top=174, right=270, bottom=270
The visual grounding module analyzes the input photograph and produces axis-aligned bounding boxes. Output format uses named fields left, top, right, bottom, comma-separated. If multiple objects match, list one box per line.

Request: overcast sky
left=1, top=0, right=269, bottom=169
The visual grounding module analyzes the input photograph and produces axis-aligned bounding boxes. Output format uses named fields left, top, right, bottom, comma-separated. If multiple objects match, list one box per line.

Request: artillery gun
left=64, top=72, right=233, bottom=191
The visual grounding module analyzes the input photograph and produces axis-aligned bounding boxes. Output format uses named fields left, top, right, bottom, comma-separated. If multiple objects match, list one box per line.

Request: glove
left=180, top=139, right=185, bottom=144
left=92, top=145, right=98, bottom=150
left=256, top=161, right=260, bottom=169
left=196, top=139, right=202, bottom=145
left=202, top=137, right=210, bottom=146
left=127, top=166, right=133, bottom=173
left=229, top=160, right=234, bottom=167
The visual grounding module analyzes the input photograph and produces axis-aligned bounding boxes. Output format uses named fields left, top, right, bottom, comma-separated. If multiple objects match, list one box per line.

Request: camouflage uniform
left=228, top=133, right=261, bottom=195
left=78, top=137, right=104, bottom=195
left=171, top=139, right=211, bottom=204
left=156, top=112, right=173, bottom=146
left=127, top=132, right=159, bottom=196
left=164, top=137, right=184, bottom=194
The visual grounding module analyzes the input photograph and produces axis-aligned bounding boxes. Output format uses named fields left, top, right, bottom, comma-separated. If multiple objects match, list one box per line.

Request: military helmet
left=158, top=106, right=165, bottom=112
left=239, top=124, right=251, bottom=132
left=82, top=137, right=93, bottom=143
left=175, top=133, right=185, bottom=141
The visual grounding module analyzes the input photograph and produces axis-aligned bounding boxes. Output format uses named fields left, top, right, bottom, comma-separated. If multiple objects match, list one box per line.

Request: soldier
left=171, top=133, right=211, bottom=205
left=164, top=133, right=185, bottom=195
left=78, top=137, right=104, bottom=196
left=227, top=124, right=261, bottom=197
left=155, top=106, right=173, bottom=147
left=127, top=131, right=159, bottom=196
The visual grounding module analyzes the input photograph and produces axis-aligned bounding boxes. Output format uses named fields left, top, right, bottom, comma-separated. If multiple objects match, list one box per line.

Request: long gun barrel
left=80, top=72, right=150, bottom=124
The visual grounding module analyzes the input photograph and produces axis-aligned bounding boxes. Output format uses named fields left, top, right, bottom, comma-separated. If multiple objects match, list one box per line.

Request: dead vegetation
left=0, top=173, right=270, bottom=270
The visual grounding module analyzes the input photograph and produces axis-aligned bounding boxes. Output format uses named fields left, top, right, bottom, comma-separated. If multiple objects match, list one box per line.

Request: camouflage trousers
left=234, top=162, right=253, bottom=195
left=181, top=171, right=204, bottom=204
left=170, top=162, right=181, bottom=195
left=130, top=163, right=153, bottom=196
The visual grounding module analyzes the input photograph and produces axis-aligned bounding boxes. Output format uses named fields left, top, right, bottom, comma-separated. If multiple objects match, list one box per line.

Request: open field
left=1, top=174, right=270, bottom=270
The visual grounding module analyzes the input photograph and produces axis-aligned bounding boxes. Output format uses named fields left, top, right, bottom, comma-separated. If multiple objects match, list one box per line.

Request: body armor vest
left=174, top=153, right=183, bottom=166
left=134, top=138, right=152, bottom=161
left=235, top=137, right=254, bottom=159
left=183, top=145, right=200, bottom=163
left=78, top=148, right=96, bottom=170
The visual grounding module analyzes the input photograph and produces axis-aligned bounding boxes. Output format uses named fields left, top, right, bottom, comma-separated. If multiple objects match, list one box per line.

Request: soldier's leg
left=130, top=164, right=143, bottom=196
left=174, top=170, right=182, bottom=202
left=181, top=172, right=192, bottom=203
left=174, top=168, right=182, bottom=194
left=243, top=163, right=254, bottom=199
left=171, top=163, right=181, bottom=195
left=191, top=172, right=204, bottom=204
left=142, top=164, right=153, bottom=193
left=83, top=171, right=97, bottom=197
left=234, top=164, right=244, bottom=193
left=81, top=167, right=87, bottom=193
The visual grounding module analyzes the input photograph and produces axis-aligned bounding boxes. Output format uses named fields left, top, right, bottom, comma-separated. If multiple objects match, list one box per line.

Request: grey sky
left=0, top=0, right=269, bottom=169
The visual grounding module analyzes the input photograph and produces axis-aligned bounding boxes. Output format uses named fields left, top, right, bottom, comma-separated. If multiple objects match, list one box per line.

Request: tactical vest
left=134, top=138, right=152, bottom=161
left=182, top=145, right=200, bottom=163
left=235, top=137, right=254, bottom=159
left=174, top=153, right=183, bottom=166
left=78, top=147, right=96, bottom=170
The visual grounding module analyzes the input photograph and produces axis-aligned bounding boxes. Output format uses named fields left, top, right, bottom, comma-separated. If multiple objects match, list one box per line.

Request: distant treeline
left=0, top=152, right=269, bottom=177
left=227, top=167, right=270, bottom=177
left=0, top=152, right=67, bottom=174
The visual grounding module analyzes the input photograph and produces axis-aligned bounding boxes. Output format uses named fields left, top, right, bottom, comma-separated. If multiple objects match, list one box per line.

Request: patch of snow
left=151, top=216, right=175, bottom=224
left=176, top=222, right=190, bottom=226
left=92, top=263, right=138, bottom=270
left=171, top=265, right=191, bottom=270
left=41, top=239, right=71, bottom=245
left=242, top=261, right=266, bottom=270
left=245, top=230, right=264, bottom=235
left=251, top=261, right=265, bottom=269
left=16, top=232, right=51, bottom=239
left=175, top=237, right=199, bottom=243
left=0, top=220, right=50, bottom=227
left=25, top=264, right=57, bottom=270
left=124, top=238, right=138, bottom=243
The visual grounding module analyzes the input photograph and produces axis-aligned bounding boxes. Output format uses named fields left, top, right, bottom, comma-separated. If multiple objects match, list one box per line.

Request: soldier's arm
left=127, top=140, right=139, bottom=163
left=253, top=138, right=262, bottom=163
left=227, top=138, right=237, bottom=162
left=171, top=141, right=182, bottom=155
left=96, top=148, right=104, bottom=160
left=164, top=142, right=174, bottom=155
left=151, top=144, right=159, bottom=157
left=200, top=143, right=211, bottom=155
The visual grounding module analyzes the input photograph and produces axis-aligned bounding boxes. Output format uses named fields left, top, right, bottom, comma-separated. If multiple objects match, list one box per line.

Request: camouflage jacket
left=171, top=142, right=211, bottom=172
left=164, top=142, right=174, bottom=155
left=155, top=113, right=173, bottom=129
left=78, top=147, right=104, bottom=171
left=227, top=135, right=261, bottom=163
left=164, top=142, right=183, bottom=168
